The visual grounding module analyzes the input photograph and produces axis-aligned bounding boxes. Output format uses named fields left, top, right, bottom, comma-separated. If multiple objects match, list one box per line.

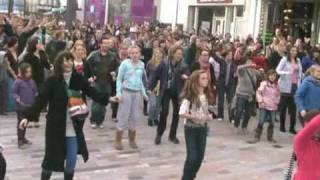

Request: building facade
left=159, top=0, right=262, bottom=39
left=159, top=0, right=320, bottom=44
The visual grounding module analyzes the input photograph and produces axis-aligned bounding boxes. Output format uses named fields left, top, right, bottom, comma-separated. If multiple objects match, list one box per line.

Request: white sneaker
left=91, top=123, right=97, bottom=129
left=217, top=118, right=223, bottom=122
left=98, top=124, right=104, bottom=129
left=231, top=120, right=235, bottom=124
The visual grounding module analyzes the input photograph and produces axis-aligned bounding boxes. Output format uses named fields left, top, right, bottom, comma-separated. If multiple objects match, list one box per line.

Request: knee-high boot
left=252, top=124, right=263, bottom=143
left=267, top=125, right=276, bottom=143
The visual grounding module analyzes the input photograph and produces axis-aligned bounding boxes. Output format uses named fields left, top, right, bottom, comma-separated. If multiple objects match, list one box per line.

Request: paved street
left=0, top=106, right=296, bottom=180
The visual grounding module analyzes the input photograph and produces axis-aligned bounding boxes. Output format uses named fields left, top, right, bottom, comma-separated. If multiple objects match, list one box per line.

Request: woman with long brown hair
left=179, top=70, right=214, bottom=180
left=19, top=51, right=110, bottom=180
left=276, top=46, right=303, bottom=134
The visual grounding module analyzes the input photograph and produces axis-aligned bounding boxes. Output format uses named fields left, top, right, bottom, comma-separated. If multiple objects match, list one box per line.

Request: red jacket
left=294, top=114, right=320, bottom=180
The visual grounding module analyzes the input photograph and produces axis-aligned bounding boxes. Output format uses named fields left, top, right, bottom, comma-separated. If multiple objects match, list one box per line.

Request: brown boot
left=252, top=124, right=263, bottom=143
left=267, top=125, right=277, bottom=143
left=114, top=131, right=123, bottom=150
left=129, top=130, right=138, bottom=149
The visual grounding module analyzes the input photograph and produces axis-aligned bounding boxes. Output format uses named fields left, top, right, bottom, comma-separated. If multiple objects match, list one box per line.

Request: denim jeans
left=182, top=125, right=208, bottom=180
left=0, top=152, right=6, bottom=180
left=217, top=85, right=235, bottom=121
left=258, top=109, right=276, bottom=126
left=148, top=93, right=160, bottom=121
left=41, top=137, right=78, bottom=179
left=65, top=137, right=78, bottom=174
left=234, top=95, right=251, bottom=129
left=90, top=82, right=110, bottom=125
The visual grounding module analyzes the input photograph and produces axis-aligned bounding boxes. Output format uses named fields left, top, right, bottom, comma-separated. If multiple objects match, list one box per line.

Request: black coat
left=21, top=51, right=51, bottom=87
left=149, top=58, right=190, bottom=100
left=267, top=51, right=282, bottom=70
left=22, top=72, right=109, bottom=172
left=17, top=27, right=39, bottom=55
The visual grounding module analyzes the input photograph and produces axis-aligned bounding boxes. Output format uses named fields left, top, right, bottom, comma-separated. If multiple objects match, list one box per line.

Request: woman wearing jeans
left=114, top=45, right=148, bottom=150
left=146, top=48, right=164, bottom=126
left=179, top=70, right=214, bottom=180
left=19, top=51, right=109, bottom=180
left=276, top=46, right=302, bottom=134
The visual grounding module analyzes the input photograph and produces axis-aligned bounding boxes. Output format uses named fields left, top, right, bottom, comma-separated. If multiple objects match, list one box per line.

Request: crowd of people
left=0, top=13, right=320, bottom=180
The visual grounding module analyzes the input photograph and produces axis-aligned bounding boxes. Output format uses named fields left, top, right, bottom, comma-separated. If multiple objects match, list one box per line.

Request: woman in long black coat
left=19, top=51, right=110, bottom=180
left=21, top=37, right=52, bottom=127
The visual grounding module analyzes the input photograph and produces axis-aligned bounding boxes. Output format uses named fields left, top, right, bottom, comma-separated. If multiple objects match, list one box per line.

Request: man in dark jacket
left=87, top=35, right=118, bottom=128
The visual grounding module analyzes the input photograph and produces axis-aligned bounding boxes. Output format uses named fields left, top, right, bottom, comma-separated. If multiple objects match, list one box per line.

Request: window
left=236, top=6, right=244, bottom=17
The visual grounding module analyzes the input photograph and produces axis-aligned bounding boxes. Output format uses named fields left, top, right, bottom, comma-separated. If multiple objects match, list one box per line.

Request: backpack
left=0, top=51, right=7, bottom=83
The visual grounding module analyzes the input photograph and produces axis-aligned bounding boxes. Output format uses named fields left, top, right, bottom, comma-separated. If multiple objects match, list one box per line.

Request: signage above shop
left=197, top=0, right=232, bottom=3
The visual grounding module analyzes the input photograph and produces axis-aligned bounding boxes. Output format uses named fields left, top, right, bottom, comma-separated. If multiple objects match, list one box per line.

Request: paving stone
left=0, top=105, right=297, bottom=180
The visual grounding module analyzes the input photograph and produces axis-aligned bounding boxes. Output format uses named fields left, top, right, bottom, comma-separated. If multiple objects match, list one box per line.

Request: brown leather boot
left=267, top=125, right=277, bottom=143
left=252, top=124, right=263, bottom=143
left=129, top=130, right=138, bottom=149
left=114, top=131, right=123, bottom=150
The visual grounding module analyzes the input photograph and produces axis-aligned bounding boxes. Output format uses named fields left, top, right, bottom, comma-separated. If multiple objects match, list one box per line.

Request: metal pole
left=175, top=0, right=179, bottom=26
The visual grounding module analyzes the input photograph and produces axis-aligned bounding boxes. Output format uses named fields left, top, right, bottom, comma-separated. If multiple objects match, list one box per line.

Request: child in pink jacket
left=252, top=69, right=280, bottom=143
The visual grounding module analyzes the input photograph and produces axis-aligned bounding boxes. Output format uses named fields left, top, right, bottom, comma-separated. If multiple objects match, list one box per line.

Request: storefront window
left=214, top=6, right=225, bottom=17
left=108, top=0, right=131, bottom=23
left=236, top=6, right=243, bottom=17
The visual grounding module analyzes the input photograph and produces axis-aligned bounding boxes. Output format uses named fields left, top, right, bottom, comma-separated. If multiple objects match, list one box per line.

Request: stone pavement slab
left=0, top=107, right=295, bottom=180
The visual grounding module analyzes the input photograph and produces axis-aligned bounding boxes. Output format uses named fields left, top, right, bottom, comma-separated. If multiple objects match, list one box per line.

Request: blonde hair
left=149, top=48, right=164, bottom=70
left=306, top=65, right=320, bottom=77
left=72, top=44, right=87, bottom=60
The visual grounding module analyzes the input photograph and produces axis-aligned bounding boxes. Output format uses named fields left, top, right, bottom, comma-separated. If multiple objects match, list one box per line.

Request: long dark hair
left=27, top=37, right=39, bottom=54
left=287, top=46, right=298, bottom=63
left=54, top=51, right=74, bottom=76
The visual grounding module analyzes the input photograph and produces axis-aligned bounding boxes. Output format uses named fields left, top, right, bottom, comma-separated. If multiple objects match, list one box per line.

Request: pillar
left=187, top=6, right=195, bottom=32
left=224, top=6, right=233, bottom=34
left=104, top=0, right=109, bottom=24
left=193, top=6, right=199, bottom=31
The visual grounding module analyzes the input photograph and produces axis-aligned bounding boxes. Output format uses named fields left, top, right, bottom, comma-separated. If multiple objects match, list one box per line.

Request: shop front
left=263, top=0, right=320, bottom=43
left=185, top=0, right=249, bottom=39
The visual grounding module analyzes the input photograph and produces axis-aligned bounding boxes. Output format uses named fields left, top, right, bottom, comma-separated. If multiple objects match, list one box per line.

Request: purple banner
left=130, top=0, right=154, bottom=23
left=85, top=0, right=106, bottom=24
